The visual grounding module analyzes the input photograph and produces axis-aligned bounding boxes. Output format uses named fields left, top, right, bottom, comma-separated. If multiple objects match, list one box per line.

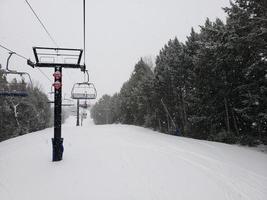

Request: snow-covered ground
left=0, top=115, right=267, bottom=200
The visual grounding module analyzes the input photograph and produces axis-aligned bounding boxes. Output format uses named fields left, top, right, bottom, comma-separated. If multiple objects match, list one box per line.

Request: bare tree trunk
left=161, top=98, right=176, bottom=134
left=231, top=109, right=239, bottom=136
left=181, top=90, right=187, bottom=133
left=158, top=119, right=161, bottom=132
left=224, top=97, right=230, bottom=133
left=10, top=101, right=20, bottom=128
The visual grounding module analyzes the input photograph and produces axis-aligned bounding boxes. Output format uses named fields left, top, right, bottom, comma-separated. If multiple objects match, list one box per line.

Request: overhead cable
left=83, top=0, right=86, bottom=65
left=0, top=44, right=28, bottom=60
left=0, top=43, right=53, bottom=83
left=25, top=0, right=59, bottom=47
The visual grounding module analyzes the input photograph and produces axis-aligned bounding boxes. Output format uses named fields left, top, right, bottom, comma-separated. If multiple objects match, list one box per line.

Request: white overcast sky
left=0, top=0, right=230, bottom=100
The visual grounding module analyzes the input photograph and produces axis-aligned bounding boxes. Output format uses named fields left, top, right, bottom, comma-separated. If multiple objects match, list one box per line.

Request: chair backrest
left=71, top=82, right=97, bottom=100
left=0, top=70, right=31, bottom=97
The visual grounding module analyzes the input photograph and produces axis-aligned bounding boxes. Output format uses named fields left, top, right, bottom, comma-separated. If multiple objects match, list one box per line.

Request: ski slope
left=0, top=116, right=267, bottom=200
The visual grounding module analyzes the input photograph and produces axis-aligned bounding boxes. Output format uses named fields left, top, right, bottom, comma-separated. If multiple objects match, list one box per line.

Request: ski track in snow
left=0, top=116, right=267, bottom=200
left=112, top=127, right=267, bottom=200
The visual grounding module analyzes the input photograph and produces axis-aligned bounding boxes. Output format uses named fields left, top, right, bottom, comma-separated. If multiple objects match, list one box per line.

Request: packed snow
left=0, top=115, right=267, bottom=200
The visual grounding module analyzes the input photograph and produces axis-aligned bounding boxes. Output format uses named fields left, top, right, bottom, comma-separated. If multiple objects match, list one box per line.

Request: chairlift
left=79, top=100, right=89, bottom=109
left=62, top=94, right=75, bottom=107
left=0, top=52, right=32, bottom=97
left=47, top=86, right=54, bottom=103
left=0, top=52, right=33, bottom=132
left=47, top=91, right=75, bottom=107
left=71, top=70, right=97, bottom=100
left=82, top=111, right=87, bottom=119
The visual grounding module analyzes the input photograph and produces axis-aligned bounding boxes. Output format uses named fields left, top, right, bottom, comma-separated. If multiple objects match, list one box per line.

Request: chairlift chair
left=82, top=111, right=87, bottom=119
left=79, top=100, right=90, bottom=109
left=47, top=91, right=75, bottom=107
left=62, top=96, right=75, bottom=107
left=71, top=70, right=97, bottom=100
left=0, top=52, right=32, bottom=97
left=71, top=82, right=97, bottom=99
left=0, top=70, right=32, bottom=97
left=47, top=86, right=54, bottom=103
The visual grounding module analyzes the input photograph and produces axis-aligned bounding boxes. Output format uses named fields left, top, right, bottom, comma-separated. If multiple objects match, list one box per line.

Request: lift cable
left=82, top=0, right=87, bottom=83
left=83, top=0, right=86, bottom=66
left=0, top=43, right=53, bottom=83
left=24, top=0, right=74, bottom=82
left=25, top=0, right=59, bottom=48
left=0, top=44, right=28, bottom=60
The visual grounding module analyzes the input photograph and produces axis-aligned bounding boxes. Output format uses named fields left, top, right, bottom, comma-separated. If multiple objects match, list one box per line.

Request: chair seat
left=71, top=93, right=96, bottom=99
left=0, top=91, right=28, bottom=97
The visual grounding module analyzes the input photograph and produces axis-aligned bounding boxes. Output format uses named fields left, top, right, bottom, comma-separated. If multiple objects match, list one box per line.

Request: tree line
left=0, top=70, right=51, bottom=142
left=91, top=0, right=266, bottom=146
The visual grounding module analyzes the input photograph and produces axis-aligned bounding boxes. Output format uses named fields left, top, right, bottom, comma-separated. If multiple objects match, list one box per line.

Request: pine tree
left=222, top=0, right=267, bottom=144
left=119, top=59, right=154, bottom=125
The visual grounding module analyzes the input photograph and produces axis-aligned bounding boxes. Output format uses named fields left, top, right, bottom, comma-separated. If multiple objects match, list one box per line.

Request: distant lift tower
left=29, top=47, right=85, bottom=161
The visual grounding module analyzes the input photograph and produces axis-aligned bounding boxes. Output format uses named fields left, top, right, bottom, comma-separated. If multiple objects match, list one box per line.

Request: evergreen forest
left=0, top=70, right=51, bottom=142
left=91, top=0, right=267, bottom=146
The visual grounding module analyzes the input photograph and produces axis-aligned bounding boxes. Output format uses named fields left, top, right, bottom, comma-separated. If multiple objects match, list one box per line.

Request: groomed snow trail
left=0, top=116, right=267, bottom=200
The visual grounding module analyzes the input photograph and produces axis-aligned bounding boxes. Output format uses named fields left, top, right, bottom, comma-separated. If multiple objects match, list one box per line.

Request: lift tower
left=30, top=47, right=85, bottom=161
